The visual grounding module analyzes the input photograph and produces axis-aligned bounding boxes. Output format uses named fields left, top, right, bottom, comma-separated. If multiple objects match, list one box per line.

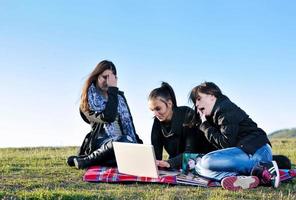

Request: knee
left=200, top=154, right=215, bottom=170
left=199, top=152, right=227, bottom=170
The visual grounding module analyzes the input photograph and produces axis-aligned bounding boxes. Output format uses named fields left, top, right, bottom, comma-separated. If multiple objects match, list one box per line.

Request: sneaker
left=251, top=161, right=280, bottom=188
left=221, top=176, right=260, bottom=191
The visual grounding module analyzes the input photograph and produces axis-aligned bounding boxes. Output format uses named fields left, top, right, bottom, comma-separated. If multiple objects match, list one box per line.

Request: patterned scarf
left=88, top=83, right=137, bottom=142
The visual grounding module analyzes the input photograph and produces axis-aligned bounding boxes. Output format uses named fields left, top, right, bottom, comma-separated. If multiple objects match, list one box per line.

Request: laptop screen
left=113, top=142, right=159, bottom=178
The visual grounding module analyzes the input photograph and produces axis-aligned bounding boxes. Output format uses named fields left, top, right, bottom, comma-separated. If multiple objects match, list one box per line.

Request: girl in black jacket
left=189, top=82, right=280, bottom=190
left=148, top=82, right=216, bottom=169
left=67, top=60, right=142, bottom=169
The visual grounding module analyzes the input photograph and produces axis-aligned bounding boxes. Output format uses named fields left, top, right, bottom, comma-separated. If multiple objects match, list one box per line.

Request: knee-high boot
left=74, top=141, right=115, bottom=169
left=67, top=155, right=88, bottom=167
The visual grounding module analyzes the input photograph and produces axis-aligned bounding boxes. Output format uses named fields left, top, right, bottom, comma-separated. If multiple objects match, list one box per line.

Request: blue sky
left=0, top=1, right=295, bottom=147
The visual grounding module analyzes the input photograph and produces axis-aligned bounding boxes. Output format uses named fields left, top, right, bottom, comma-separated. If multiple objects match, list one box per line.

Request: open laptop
left=113, top=142, right=180, bottom=178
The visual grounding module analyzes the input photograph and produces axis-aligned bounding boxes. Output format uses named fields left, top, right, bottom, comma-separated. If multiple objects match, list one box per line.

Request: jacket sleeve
left=167, top=154, right=183, bottom=169
left=82, top=87, right=119, bottom=124
left=199, top=110, right=239, bottom=149
left=167, top=108, right=194, bottom=169
left=151, top=119, right=163, bottom=160
left=183, top=126, right=200, bottom=153
left=166, top=129, right=192, bottom=169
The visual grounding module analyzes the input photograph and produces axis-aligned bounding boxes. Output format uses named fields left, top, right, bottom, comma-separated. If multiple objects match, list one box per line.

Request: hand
left=156, top=160, right=170, bottom=168
left=198, top=109, right=207, bottom=123
left=106, top=73, right=117, bottom=87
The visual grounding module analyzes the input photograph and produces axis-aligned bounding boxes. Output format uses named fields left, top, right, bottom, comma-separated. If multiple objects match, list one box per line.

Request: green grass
left=1, top=139, right=296, bottom=200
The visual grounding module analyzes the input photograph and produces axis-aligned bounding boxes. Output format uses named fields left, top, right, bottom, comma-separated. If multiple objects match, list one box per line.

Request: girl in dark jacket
left=67, top=60, right=142, bottom=169
left=189, top=81, right=280, bottom=190
left=148, top=82, right=216, bottom=169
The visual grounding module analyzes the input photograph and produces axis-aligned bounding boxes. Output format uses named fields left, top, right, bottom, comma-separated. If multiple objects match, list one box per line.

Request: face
left=195, top=92, right=217, bottom=116
left=148, top=98, right=173, bottom=122
left=97, top=69, right=113, bottom=93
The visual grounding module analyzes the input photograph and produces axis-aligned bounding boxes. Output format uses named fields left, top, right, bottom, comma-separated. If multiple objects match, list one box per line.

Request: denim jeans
left=194, top=144, right=272, bottom=181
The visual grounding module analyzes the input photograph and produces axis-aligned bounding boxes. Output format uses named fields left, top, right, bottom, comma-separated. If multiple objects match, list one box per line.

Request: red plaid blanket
left=83, top=166, right=296, bottom=187
left=83, top=166, right=176, bottom=184
left=279, top=168, right=296, bottom=182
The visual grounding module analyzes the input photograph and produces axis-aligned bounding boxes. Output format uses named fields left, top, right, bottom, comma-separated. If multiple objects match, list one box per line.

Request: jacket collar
left=209, top=94, right=228, bottom=116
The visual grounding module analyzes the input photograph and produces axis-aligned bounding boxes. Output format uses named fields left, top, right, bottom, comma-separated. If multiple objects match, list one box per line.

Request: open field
left=1, top=139, right=296, bottom=200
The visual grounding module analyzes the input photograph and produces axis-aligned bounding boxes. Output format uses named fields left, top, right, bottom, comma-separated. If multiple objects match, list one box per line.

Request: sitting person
left=67, top=60, right=142, bottom=169
left=187, top=81, right=280, bottom=190
left=148, top=82, right=216, bottom=169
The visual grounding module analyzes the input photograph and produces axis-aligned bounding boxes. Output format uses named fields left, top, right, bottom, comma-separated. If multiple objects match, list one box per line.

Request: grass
left=0, top=139, right=296, bottom=200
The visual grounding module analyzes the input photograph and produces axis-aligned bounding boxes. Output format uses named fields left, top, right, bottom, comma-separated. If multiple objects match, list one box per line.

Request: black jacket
left=79, top=87, right=142, bottom=155
left=199, top=95, right=270, bottom=155
left=151, top=106, right=216, bottom=168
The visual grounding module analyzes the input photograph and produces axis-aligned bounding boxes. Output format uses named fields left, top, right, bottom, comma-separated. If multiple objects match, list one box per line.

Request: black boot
left=67, top=156, right=77, bottom=166
left=74, top=141, right=115, bottom=169
left=67, top=155, right=87, bottom=167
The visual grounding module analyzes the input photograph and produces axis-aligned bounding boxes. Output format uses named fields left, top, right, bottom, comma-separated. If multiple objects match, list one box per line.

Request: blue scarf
left=88, top=83, right=137, bottom=142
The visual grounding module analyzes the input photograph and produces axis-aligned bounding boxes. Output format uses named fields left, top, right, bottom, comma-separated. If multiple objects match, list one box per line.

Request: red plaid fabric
left=279, top=169, right=296, bottom=182
left=83, top=166, right=296, bottom=187
left=83, top=166, right=176, bottom=184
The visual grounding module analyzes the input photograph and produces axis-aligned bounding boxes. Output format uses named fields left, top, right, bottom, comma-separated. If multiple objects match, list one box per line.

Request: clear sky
left=0, top=1, right=295, bottom=147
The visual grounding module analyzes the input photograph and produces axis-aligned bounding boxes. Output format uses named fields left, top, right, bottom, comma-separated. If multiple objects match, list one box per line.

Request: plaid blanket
left=83, top=166, right=176, bottom=184
left=279, top=169, right=296, bottom=182
left=83, top=166, right=296, bottom=187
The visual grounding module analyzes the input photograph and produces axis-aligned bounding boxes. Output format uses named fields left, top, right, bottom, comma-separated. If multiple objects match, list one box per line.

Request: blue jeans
left=194, top=144, right=272, bottom=181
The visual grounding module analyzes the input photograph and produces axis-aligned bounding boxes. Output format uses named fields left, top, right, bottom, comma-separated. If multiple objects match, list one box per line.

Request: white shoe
left=221, top=176, right=260, bottom=191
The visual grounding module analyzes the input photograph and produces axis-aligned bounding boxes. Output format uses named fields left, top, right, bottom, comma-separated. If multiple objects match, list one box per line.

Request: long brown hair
left=80, top=60, right=117, bottom=112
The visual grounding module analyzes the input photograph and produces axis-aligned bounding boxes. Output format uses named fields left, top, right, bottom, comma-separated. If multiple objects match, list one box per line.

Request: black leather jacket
left=199, top=95, right=270, bottom=155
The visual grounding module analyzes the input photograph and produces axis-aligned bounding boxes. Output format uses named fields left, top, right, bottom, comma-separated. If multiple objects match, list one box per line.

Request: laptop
left=113, top=142, right=180, bottom=178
